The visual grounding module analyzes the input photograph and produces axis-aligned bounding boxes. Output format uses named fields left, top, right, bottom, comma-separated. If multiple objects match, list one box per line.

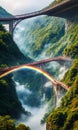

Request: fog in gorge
left=0, top=0, right=76, bottom=129
left=15, top=81, right=47, bottom=130
left=13, top=26, right=62, bottom=129
left=14, top=16, right=49, bottom=60
left=15, top=78, right=64, bottom=130
left=13, top=15, right=69, bottom=130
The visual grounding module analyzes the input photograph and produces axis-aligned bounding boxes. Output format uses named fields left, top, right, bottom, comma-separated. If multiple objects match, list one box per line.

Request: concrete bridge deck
left=0, top=0, right=78, bottom=35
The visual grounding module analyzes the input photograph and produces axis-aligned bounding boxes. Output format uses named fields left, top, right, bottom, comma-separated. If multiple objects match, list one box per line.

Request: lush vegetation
left=64, top=41, right=78, bottom=59
left=0, top=115, right=30, bottom=130
left=0, top=25, right=31, bottom=66
left=0, top=3, right=78, bottom=130
left=47, top=60, right=78, bottom=129
left=14, top=9, right=78, bottom=129
left=0, top=24, right=31, bottom=129
left=0, top=24, right=32, bottom=118
left=13, top=16, right=64, bottom=106
left=46, top=23, right=78, bottom=56
left=46, top=18, right=78, bottom=130
left=17, top=16, right=65, bottom=58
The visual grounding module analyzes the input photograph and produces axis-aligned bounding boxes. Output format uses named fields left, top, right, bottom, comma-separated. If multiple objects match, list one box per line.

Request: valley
left=0, top=0, right=78, bottom=130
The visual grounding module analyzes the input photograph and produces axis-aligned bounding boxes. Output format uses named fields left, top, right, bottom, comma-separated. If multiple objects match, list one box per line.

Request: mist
left=15, top=81, right=48, bottom=130
left=26, top=105, right=47, bottom=130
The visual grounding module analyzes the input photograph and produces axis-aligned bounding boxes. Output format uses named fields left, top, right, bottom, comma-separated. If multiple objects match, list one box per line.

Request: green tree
left=16, top=124, right=30, bottom=130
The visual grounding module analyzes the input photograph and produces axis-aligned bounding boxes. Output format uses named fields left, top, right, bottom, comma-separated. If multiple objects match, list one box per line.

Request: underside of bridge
left=47, top=6, right=78, bottom=19
left=44, top=0, right=78, bottom=19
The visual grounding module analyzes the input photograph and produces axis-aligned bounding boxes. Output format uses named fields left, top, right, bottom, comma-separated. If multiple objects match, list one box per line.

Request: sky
left=0, top=0, right=54, bottom=15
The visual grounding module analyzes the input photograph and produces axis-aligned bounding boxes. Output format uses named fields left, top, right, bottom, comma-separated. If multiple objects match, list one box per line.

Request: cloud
left=0, top=0, right=53, bottom=15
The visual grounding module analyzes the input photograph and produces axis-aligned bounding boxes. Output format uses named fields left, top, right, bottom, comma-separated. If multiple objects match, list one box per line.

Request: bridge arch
left=0, top=65, right=69, bottom=91
left=0, top=65, right=57, bottom=82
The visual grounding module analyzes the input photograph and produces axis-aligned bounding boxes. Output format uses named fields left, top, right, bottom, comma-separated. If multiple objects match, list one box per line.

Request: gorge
left=0, top=0, right=78, bottom=130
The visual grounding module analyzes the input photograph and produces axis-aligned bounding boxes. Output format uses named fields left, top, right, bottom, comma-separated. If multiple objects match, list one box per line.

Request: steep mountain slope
left=46, top=20, right=78, bottom=56
left=14, top=16, right=65, bottom=59
left=0, top=24, right=32, bottom=118
left=0, top=4, right=78, bottom=130
left=46, top=18, right=78, bottom=130
left=13, top=15, right=65, bottom=107
left=14, top=11, right=78, bottom=129
left=0, top=6, right=13, bottom=18
left=0, top=25, right=31, bottom=66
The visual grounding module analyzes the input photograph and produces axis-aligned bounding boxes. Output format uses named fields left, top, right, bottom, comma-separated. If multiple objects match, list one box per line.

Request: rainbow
left=0, top=65, right=69, bottom=90
left=0, top=65, right=56, bottom=83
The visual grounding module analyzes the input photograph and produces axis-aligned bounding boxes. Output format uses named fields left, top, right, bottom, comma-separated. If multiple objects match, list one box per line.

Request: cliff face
left=0, top=24, right=31, bottom=118
left=0, top=76, right=25, bottom=118
left=0, top=4, right=78, bottom=129
left=13, top=16, right=65, bottom=107
left=46, top=16, right=78, bottom=130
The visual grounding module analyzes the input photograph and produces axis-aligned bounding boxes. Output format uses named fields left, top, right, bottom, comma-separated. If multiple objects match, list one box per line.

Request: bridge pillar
left=53, top=85, right=58, bottom=108
left=9, top=20, right=13, bottom=36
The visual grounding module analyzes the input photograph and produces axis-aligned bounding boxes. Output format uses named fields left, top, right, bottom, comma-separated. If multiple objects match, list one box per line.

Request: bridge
left=0, top=56, right=71, bottom=73
left=0, top=64, right=69, bottom=90
left=0, top=56, right=71, bottom=106
left=0, top=56, right=70, bottom=90
left=0, top=0, right=78, bottom=35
